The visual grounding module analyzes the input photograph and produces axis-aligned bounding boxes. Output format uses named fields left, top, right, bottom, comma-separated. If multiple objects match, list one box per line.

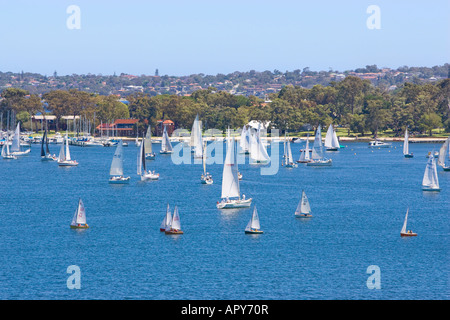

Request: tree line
left=1, top=76, right=449, bottom=136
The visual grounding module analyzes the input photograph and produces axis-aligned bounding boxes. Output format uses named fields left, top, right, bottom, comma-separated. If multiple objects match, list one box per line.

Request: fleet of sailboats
left=70, top=198, right=89, bottom=229
left=422, top=155, right=440, bottom=191
left=306, top=125, right=332, bottom=166
left=403, top=128, right=414, bottom=158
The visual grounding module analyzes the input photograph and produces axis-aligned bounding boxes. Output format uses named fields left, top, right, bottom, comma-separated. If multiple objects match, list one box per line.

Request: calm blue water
left=0, top=140, right=448, bottom=300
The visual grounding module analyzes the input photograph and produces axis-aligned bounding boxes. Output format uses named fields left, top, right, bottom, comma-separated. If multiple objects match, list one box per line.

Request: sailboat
left=422, top=155, right=440, bottom=191
left=403, top=128, right=413, bottom=158
left=249, top=124, right=270, bottom=164
left=144, top=126, right=156, bottom=159
left=306, top=125, right=332, bottom=166
left=109, top=140, right=130, bottom=184
left=137, top=135, right=159, bottom=180
left=190, top=114, right=203, bottom=158
left=400, top=208, right=417, bottom=237
left=160, top=124, right=173, bottom=154
left=70, top=198, right=89, bottom=229
left=239, top=125, right=250, bottom=154
left=217, top=134, right=252, bottom=209
left=324, top=124, right=340, bottom=151
left=283, top=132, right=297, bottom=167
left=10, top=122, right=31, bottom=156
left=437, top=136, right=450, bottom=171
left=41, top=129, right=56, bottom=161
left=58, top=135, right=78, bottom=166
left=160, top=203, right=172, bottom=232
left=297, top=134, right=312, bottom=163
left=165, top=205, right=183, bottom=234
left=295, top=190, right=312, bottom=218
left=245, top=206, right=263, bottom=234
left=1, top=136, right=17, bottom=159
left=201, top=141, right=213, bottom=184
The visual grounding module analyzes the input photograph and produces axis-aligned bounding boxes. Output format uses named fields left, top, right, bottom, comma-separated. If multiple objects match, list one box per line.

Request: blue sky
left=0, top=0, right=448, bottom=76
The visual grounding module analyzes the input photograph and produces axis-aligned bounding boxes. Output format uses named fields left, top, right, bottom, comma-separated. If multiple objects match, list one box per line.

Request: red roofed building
left=156, top=119, right=175, bottom=136
left=96, top=119, right=139, bottom=136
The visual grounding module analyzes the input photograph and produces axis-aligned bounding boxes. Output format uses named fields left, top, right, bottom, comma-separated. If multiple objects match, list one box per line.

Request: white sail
left=403, top=128, right=409, bottom=155
left=110, top=140, right=124, bottom=176
left=422, top=156, right=439, bottom=189
left=1, top=143, right=5, bottom=157
left=324, top=124, right=340, bottom=149
left=161, top=204, right=172, bottom=230
left=71, top=199, right=87, bottom=225
left=245, top=206, right=261, bottom=231
left=65, top=135, right=71, bottom=160
left=437, top=136, right=449, bottom=167
left=295, top=190, right=311, bottom=215
left=221, top=135, right=240, bottom=199
left=137, top=136, right=144, bottom=175
left=250, top=124, right=270, bottom=163
left=287, top=140, right=294, bottom=163
left=10, top=122, right=21, bottom=152
left=58, top=142, right=65, bottom=161
left=240, top=126, right=249, bottom=152
left=190, top=114, right=199, bottom=147
left=401, top=208, right=409, bottom=234
left=144, top=126, right=153, bottom=153
left=171, top=206, right=181, bottom=230
left=161, top=125, right=173, bottom=152
left=202, top=141, right=207, bottom=175
left=311, top=125, right=324, bottom=160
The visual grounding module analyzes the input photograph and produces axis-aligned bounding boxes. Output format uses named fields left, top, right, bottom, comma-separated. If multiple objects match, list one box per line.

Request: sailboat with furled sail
left=138, top=135, right=159, bottom=180
left=422, top=155, right=440, bottom=191
left=295, top=190, right=312, bottom=218
left=245, top=206, right=263, bottom=234
left=307, top=125, right=332, bottom=166
left=70, top=198, right=89, bottom=229
left=400, top=208, right=417, bottom=237
left=109, top=140, right=130, bottom=184
left=160, top=124, right=173, bottom=154
left=217, top=133, right=252, bottom=209
left=403, top=128, right=413, bottom=158
left=437, top=136, right=450, bottom=171
left=144, top=126, right=156, bottom=159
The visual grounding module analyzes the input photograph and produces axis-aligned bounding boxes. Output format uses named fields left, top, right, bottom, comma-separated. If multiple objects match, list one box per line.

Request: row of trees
left=1, top=76, right=449, bottom=136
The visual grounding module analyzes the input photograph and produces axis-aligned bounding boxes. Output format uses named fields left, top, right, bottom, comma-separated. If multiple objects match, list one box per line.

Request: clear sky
left=0, top=0, right=448, bottom=76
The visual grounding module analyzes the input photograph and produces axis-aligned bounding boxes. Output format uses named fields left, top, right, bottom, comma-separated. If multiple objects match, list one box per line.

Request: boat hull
left=404, top=154, right=414, bottom=158
left=70, top=224, right=89, bottom=229
left=141, top=174, right=159, bottom=181
left=443, top=166, right=450, bottom=171
left=160, top=150, right=173, bottom=154
left=400, top=232, right=417, bottom=237
left=325, top=147, right=339, bottom=151
left=201, top=178, right=213, bottom=184
left=295, top=214, right=313, bottom=218
left=422, top=187, right=440, bottom=192
left=306, top=159, right=332, bottom=166
left=165, top=229, right=183, bottom=235
left=109, top=177, right=131, bottom=184
left=284, top=163, right=297, bottom=168
left=58, top=160, right=78, bottom=166
left=217, top=198, right=252, bottom=209
left=145, top=153, right=156, bottom=160
left=245, top=229, right=263, bottom=234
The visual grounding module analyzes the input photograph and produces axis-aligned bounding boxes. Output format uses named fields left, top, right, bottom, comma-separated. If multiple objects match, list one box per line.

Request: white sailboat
left=144, top=126, right=156, bottom=159
left=245, top=206, right=263, bottom=234
left=201, top=141, right=213, bottom=184
left=165, top=205, right=183, bottom=234
left=160, top=124, right=173, bottom=154
left=422, top=155, right=440, bottom=191
left=403, top=128, right=413, bottom=158
left=217, top=134, right=252, bottom=209
left=324, top=124, right=340, bottom=151
left=160, top=203, right=172, bottom=232
left=400, top=208, right=417, bottom=237
left=10, top=122, right=31, bottom=156
left=70, top=198, right=89, bottom=229
left=297, top=134, right=312, bottom=163
left=249, top=124, right=270, bottom=164
left=109, top=140, right=130, bottom=184
left=283, top=132, right=297, bottom=168
left=307, top=125, right=332, bottom=166
left=58, top=135, right=78, bottom=166
left=1, top=135, right=17, bottom=159
left=295, top=190, right=312, bottom=218
left=190, top=114, right=203, bottom=158
left=138, top=135, right=159, bottom=180
left=437, top=136, right=450, bottom=171
left=239, top=125, right=250, bottom=154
